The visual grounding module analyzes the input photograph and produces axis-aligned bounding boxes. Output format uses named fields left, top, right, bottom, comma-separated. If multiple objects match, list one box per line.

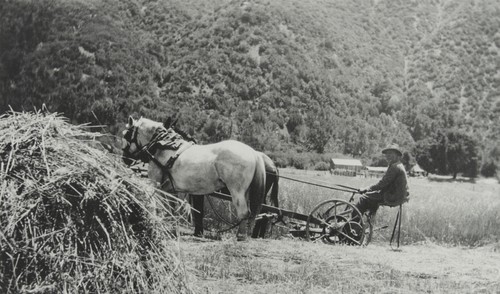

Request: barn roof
left=366, top=166, right=388, bottom=172
left=411, top=164, right=425, bottom=172
left=331, top=158, right=363, bottom=167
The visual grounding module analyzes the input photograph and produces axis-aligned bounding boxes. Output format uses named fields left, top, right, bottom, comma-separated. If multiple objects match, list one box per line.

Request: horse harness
left=123, top=126, right=195, bottom=187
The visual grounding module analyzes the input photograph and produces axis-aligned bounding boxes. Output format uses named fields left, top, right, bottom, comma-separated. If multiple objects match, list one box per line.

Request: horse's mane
left=163, top=117, right=197, bottom=143
left=172, top=127, right=196, bottom=143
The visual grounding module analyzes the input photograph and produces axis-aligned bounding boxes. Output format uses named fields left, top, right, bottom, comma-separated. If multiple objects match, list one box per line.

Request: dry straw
left=0, top=111, right=193, bottom=293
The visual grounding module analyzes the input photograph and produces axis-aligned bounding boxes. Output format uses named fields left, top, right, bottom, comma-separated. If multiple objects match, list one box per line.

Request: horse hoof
left=237, top=234, right=248, bottom=242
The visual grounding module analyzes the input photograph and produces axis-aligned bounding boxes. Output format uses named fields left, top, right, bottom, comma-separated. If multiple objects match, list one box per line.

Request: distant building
left=410, top=164, right=427, bottom=177
left=366, top=166, right=387, bottom=178
left=330, top=158, right=364, bottom=176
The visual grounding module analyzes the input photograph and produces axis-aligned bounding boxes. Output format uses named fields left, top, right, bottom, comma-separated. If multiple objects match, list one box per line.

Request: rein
left=131, top=128, right=192, bottom=166
left=271, top=173, right=360, bottom=193
left=124, top=127, right=194, bottom=191
left=206, top=193, right=246, bottom=233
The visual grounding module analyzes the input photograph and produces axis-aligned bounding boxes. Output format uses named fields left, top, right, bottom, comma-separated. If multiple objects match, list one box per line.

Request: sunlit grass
left=201, top=168, right=499, bottom=247
left=275, top=169, right=500, bottom=246
left=181, top=239, right=500, bottom=294
left=181, top=169, right=500, bottom=293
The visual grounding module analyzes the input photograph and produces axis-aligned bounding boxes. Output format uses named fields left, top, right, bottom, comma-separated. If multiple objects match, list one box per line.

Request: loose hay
left=0, top=111, right=192, bottom=293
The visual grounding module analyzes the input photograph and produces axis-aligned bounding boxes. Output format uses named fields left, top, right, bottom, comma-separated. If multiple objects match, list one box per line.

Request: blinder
left=121, top=126, right=150, bottom=164
left=122, top=126, right=167, bottom=165
left=122, top=126, right=139, bottom=153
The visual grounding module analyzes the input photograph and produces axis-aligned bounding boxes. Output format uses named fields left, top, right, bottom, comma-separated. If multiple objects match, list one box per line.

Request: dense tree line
left=415, top=130, right=480, bottom=179
left=0, top=0, right=498, bottom=178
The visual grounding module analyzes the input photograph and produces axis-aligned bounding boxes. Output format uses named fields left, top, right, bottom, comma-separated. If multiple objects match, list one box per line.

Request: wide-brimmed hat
left=382, top=144, right=403, bottom=156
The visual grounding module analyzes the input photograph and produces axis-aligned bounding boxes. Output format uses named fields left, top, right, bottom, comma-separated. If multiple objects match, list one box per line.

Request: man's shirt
left=369, top=161, right=409, bottom=205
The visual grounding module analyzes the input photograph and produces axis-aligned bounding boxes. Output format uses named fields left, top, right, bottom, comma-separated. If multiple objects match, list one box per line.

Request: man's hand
left=358, top=188, right=369, bottom=194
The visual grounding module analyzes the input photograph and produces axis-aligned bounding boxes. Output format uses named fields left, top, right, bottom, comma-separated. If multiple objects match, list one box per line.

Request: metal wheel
left=306, top=199, right=372, bottom=246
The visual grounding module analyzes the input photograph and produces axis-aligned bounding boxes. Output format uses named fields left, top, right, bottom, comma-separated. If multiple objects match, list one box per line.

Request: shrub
left=314, top=161, right=330, bottom=171
left=481, top=160, right=497, bottom=178
left=269, top=151, right=290, bottom=168
left=290, top=153, right=309, bottom=169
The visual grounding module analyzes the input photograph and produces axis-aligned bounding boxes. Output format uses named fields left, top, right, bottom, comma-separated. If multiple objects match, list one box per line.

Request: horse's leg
left=224, top=186, right=257, bottom=241
left=251, top=177, right=270, bottom=238
left=251, top=197, right=268, bottom=238
left=252, top=161, right=278, bottom=238
left=251, top=174, right=270, bottom=238
left=217, top=169, right=252, bottom=240
left=228, top=191, right=251, bottom=241
left=246, top=189, right=264, bottom=240
left=244, top=155, right=267, bottom=240
left=191, top=195, right=204, bottom=237
left=216, top=151, right=266, bottom=241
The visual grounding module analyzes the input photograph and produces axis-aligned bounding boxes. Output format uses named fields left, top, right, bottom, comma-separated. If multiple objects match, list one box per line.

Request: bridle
left=122, top=126, right=139, bottom=154
left=122, top=125, right=151, bottom=164
left=122, top=124, right=195, bottom=192
left=122, top=125, right=192, bottom=168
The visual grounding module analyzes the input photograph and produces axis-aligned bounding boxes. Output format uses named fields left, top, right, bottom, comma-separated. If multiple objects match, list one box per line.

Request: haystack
left=0, top=111, right=192, bottom=293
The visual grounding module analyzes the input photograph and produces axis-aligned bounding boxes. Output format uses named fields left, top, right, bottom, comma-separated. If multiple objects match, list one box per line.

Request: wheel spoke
left=316, top=217, right=342, bottom=230
left=336, top=229, right=361, bottom=245
left=338, top=210, right=352, bottom=217
left=306, top=199, right=367, bottom=246
left=310, top=233, right=329, bottom=242
left=307, top=227, right=324, bottom=234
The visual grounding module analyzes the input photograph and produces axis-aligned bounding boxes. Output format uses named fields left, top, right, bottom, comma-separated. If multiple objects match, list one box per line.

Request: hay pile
left=0, top=111, right=191, bottom=293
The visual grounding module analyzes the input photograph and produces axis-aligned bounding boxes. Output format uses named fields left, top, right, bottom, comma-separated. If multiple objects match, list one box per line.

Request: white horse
left=121, top=116, right=266, bottom=240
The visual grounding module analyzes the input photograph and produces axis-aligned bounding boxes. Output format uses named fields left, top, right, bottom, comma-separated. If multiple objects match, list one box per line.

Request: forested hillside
left=1, top=0, right=499, bottom=175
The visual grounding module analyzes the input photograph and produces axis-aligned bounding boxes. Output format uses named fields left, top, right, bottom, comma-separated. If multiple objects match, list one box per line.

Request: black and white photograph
left=1, top=0, right=499, bottom=293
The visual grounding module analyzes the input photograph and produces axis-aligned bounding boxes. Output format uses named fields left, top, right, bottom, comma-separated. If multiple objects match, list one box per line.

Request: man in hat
left=354, top=144, right=409, bottom=216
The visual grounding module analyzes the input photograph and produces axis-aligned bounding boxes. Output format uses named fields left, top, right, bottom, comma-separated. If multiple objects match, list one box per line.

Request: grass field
left=177, top=169, right=500, bottom=293
left=202, top=169, right=500, bottom=247
left=274, top=169, right=500, bottom=247
left=177, top=238, right=500, bottom=294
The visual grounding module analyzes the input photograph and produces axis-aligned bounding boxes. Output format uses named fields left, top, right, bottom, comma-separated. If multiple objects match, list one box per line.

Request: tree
left=415, top=130, right=479, bottom=179
left=305, top=106, right=334, bottom=154
left=306, top=120, right=330, bottom=153
left=401, top=151, right=415, bottom=172
left=202, top=113, right=232, bottom=143
left=370, top=155, right=388, bottom=167
left=481, top=144, right=500, bottom=178
left=371, top=79, right=393, bottom=115
left=286, top=109, right=304, bottom=144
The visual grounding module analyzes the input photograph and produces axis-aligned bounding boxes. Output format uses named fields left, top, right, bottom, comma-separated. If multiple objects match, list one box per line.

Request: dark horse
left=163, top=118, right=279, bottom=238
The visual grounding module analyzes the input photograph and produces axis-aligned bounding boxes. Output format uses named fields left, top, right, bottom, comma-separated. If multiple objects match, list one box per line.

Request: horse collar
left=164, top=141, right=195, bottom=169
left=144, top=128, right=195, bottom=169
left=126, top=127, right=195, bottom=170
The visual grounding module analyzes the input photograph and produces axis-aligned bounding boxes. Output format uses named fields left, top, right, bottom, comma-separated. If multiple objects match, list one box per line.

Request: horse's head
left=121, top=116, right=164, bottom=165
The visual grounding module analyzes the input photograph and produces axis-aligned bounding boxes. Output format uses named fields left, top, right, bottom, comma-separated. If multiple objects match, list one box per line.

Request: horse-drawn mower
left=206, top=177, right=374, bottom=247
left=123, top=116, right=404, bottom=248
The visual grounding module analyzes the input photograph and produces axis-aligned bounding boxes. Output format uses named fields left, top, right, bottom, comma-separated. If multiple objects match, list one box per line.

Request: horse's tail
left=249, top=152, right=266, bottom=218
left=269, top=168, right=279, bottom=208
left=261, top=152, right=279, bottom=208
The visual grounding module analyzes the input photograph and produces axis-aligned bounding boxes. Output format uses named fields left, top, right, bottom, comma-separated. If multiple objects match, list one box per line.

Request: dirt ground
left=176, top=236, right=500, bottom=294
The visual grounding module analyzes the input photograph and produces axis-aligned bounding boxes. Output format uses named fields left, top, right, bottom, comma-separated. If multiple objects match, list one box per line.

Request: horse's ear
left=164, top=117, right=172, bottom=129
left=127, top=116, right=134, bottom=127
